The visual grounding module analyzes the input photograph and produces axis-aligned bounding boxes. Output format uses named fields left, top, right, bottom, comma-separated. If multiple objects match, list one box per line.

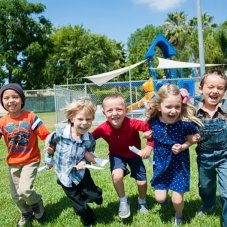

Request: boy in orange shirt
left=0, top=83, right=50, bottom=227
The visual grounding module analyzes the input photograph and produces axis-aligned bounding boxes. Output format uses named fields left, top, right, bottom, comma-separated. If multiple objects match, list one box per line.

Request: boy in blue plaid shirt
left=44, top=98, right=102, bottom=227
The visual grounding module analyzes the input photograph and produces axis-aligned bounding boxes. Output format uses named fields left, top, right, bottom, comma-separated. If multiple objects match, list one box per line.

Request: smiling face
left=102, top=96, right=127, bottom=129
left=200, top=74, right=226, bottom=110
left=2, top=89, right=23, bottom=117
left=158, top=94, right=182, bottom=124
left=70, top=109, right=93, bottom=137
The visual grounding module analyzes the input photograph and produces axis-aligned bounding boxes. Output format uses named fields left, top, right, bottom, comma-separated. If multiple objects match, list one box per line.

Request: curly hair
left=145, top=84, right=203, bottom=126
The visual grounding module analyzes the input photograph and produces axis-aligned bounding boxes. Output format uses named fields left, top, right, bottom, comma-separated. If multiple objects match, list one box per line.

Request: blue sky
left=30, top=0, right=227, bottom=45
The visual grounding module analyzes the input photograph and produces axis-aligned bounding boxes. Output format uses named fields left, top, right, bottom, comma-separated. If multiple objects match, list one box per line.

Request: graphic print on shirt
left=5, top=121, right=31, bottom=153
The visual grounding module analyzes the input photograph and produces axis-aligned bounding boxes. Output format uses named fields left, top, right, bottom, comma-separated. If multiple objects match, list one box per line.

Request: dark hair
left=200, top=70, right=227, bottom=91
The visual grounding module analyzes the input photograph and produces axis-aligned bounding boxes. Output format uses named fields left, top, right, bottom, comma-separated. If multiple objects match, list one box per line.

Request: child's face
left=102, top=97, right=127, bottom=129
left=200, top=75, right=226, bottom=109
left=70, top=109, right=93, bottom=136
left=2, top=89, right=23, bottom=117
left=158, top=94, right=182, bottom=124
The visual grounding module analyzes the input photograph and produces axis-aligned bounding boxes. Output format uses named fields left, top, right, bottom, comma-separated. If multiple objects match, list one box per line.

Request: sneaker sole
left=119, top=211, right=131, bottom=219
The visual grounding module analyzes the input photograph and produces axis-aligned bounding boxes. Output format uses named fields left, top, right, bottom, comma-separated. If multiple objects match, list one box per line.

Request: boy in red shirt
left=0, top=83, right=50, bottom=227
left=92, top=94, right=153, bottom=218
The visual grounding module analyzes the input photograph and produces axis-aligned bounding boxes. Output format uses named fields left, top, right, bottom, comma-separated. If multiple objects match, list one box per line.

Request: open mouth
left=209, top=96, right=218, bottom=101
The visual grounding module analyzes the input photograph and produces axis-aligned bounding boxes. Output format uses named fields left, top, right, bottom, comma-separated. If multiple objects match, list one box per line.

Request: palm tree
left=163, top=11, right=189, bottom=47
left=189, top=12, right=217, bottom=29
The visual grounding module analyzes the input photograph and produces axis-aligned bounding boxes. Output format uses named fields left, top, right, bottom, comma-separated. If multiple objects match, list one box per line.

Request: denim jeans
left=196, top=117, right=227, bottom=226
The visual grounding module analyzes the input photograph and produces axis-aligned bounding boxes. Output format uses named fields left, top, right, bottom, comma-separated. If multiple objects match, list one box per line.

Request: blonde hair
left=102, top=93, right=126, bottom=109
left=62, top=97, right=96, bottom=121
left=146, top=84, right=203, bottom=126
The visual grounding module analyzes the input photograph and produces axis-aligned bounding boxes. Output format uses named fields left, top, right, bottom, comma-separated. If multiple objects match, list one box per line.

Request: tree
left=163, top=11, right=189, bottom=48
left=127, top=25, right=163, bottom=80
left=45, top=25, right=126, bottom=84
left=217, top=21, right=227, bottom=62
left=0, top=0, right=53, bottom=89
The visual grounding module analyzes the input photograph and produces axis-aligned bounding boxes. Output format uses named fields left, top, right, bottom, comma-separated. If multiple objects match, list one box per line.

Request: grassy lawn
left=0, top=112, right=223, bottom=227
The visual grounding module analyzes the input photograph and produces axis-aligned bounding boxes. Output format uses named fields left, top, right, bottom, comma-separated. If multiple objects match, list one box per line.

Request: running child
left=0, top=83, right=50, bottom=227
left=44, top=98, right=103, bottom=227
left=195, top=70, right=227, bottom=227
left=92, top=93, right=153, bottom=218
left=145, top=84, right=202, bottom=226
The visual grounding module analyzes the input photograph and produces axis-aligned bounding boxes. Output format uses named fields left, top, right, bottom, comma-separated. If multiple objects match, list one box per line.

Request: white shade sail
left=84, top=60, right=146, bottom=86
left=154, top=57, right=223, bottom=69
left=84, top=57, right=224, bottom=86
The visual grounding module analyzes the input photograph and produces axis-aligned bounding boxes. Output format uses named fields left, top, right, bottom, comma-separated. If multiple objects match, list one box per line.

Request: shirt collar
left=62, top=124, right=90, bottom=141
left=197, top=99, right=226, bottom=116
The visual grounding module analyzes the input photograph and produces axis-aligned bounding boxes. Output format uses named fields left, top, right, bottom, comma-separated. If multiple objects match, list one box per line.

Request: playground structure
left=54, top=33, right=224, bottom=124
left=126, top=33, right=195, bottom=111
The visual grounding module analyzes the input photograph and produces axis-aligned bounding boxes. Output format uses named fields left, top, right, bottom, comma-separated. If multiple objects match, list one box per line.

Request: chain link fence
left=54, top=78, right=201, bottom=125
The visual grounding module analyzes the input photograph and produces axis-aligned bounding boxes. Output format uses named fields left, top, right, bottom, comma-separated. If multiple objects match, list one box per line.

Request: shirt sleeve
left=184, top=122, right=199, bottom=136
left=91, top=124, right=104, bottom=140
left=32, top=113, right=50, bottom=140
left=132, top=119, right=154, bottom=147
left=85, top=133, right=96, bottom=153
left=44, top=132, right=57, bottom=165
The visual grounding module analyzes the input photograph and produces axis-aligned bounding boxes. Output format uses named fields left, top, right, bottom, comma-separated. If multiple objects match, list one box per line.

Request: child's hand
left=143, top=130, right=152, bottom=139
left=46, top=144, right=55, bottom=154
left=75, top=161, right=86, bottom=170
left=172, top=144, right=184, bottom=154
left=192, top=133, right=201, bottom=143
left=139, top=146, right=152, bottom=158
left=46, top=164, right=53, bottom=169
left=187, top=134, right=200, bottom=144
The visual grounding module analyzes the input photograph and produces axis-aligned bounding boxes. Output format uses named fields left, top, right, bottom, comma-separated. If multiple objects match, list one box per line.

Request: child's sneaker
left=31, top=199, right=45, bottom=220
left=17, top=212, right=32, bottom=227
left=197, top=205, right=215, bottom=215
left=118, top=201, right=130, bottom=218
left=137, top=202, right=149, bottom=214
left=174, top=215, right=184, bottom=227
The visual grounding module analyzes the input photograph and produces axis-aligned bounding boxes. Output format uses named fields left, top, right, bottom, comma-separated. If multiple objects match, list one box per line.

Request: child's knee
left=155, top=190, right=167, bottom=203
left=172, top=193, right=183, bottom=205
left=112, top=168, right=124, bottom=182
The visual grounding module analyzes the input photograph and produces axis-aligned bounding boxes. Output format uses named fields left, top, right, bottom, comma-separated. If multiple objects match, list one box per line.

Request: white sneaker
left=118, top=201, right=130, bottom=218
left=137, top=202, right=149, bottom=213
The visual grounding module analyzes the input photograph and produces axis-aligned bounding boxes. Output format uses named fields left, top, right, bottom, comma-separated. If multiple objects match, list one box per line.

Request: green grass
left=0, top=112, right=223, bottom=226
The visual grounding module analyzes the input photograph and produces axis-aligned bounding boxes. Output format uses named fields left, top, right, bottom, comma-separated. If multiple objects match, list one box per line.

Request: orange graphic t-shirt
left=0, top=111, right=50, bottom=165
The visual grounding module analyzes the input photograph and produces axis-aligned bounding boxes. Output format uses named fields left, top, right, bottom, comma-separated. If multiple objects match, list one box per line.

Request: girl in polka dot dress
left=145, top=84, right=202, bottom=226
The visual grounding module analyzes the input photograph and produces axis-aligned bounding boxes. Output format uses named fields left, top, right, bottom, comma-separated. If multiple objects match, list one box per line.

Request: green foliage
left=45, top=25, right=126, bottom=85
left=0, top=0, right=53, bottom=89
left=127, top=25, right=163, bottom=80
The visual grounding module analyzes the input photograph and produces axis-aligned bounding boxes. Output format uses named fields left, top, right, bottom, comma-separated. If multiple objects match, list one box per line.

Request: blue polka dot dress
left=149, top=117, right=198, bottom=193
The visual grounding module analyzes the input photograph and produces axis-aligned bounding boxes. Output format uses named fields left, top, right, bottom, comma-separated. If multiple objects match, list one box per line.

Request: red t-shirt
left=0, top=111, right=50, bottom=165
left=92, top=117, right=153, bottom=158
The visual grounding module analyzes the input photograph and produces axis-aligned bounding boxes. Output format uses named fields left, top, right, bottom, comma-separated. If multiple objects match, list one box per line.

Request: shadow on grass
left=94, top=194, right=157, bottom=225
left=157, top=195, right=223, bottom=225
left=37, top=196, right=71, bottom=225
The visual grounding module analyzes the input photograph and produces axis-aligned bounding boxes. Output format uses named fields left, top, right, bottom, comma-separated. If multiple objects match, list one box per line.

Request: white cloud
left=134, top=0, right=185, bottom=12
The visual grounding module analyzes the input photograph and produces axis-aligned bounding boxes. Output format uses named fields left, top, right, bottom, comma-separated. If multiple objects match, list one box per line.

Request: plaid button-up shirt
left=44, top=124, right=95, bottom=187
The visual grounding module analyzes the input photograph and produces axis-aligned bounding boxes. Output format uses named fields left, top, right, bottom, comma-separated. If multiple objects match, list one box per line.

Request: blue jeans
left=196, top=117, right=227, bottom=226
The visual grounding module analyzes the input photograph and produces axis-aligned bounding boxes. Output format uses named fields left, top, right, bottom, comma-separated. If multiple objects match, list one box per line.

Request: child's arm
left=171, top=133, right=200, bottom=154
left=139, top=145, right=152, bottom=158
left=43, top=132, right=57, bottom=168
left=143, top=130, right=152, bottom=139
left=85, top=151, right=96, bottom=164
